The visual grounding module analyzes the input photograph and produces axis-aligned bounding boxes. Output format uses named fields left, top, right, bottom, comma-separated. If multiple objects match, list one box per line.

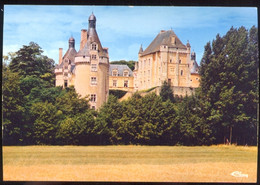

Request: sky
left=3, top=5, right=258, bottom=65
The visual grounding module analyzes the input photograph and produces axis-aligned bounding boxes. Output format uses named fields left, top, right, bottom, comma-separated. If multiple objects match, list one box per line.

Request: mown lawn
left=3, top=145, right=257, bottom=182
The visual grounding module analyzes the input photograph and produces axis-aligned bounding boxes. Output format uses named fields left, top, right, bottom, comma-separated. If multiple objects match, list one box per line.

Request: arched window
left=180, top=70, right=183, bottom=76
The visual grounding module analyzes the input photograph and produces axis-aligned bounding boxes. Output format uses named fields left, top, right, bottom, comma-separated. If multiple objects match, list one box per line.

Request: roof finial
left=139, top=44, right=143, bottom=54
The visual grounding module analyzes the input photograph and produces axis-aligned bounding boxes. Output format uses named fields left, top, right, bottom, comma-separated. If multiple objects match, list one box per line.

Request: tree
left=177, top=93, right=214, bottom=145
left=56, top=111, right=96, bottom=145
left=30, top=101, right=62, bottom=144
left=110, top=60, right=136, bottom=71
left=95, top=95, right=124, bottom=144
left=9, top=42, right=55, bottom=86
left=160, top=80, right=175, bottom=102
left=2, top=67, right=27, bottom=145
left=199, top=26, right=258, bottom=145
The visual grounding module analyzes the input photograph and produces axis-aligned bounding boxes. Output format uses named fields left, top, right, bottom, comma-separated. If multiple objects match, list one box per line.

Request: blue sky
left=3, top=5, right=258, bottom=65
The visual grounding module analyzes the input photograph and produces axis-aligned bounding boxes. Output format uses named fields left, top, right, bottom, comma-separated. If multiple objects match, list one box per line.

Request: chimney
left=59, top=48, right=63, bottom=64
left=80, top=29, right=88, bottom=50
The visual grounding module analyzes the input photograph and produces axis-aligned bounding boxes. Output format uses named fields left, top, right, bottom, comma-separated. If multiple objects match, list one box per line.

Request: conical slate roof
left=76, top=13, right=107, bottom=57
left=55, top=37, right=77, bottom=69
left=190, top=60, right=199, bottom=74
left=141, top=30, right=186, bottom=56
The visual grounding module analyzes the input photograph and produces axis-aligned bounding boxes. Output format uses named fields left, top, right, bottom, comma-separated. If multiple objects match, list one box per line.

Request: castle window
left=91, top=64, right=97, bottom=72
left=64, top=80, right=68, bottom=88
left=123, top=70, right=129, bottom=77
left=90, top=94, right=96, bottom=102
left=91, top=43, right=97, bottom=50
left=170, top=59, right=172, bottom=63
left=113, top=80, right=117, bottom=87
left=91, top=77, right=97, bottom=85
left=179, top=59, right=181, bottom=64
left=112, top=69, right=118, bottom=76
left=92, top=55, right=97, bottom=60
left=148, top=59, right=150, bottom=66
left=124, top=80, right=128, bottom=87
left=196, top=78, right=199, bottom=80
left=180, top=70, right=183, bottom=76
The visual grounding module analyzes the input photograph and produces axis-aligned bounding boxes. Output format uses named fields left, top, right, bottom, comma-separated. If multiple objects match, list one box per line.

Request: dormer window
left=171, top=36, right=176, bottom=44
left=91, top=43, right=97, bottom=50
left=112, top=69, right=118, bottom=76
left=123, top=70, right=129, bottom=77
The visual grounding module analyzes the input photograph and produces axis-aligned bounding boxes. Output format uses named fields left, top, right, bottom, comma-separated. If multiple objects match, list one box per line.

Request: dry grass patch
left=3, top=145, right=257, bottom=182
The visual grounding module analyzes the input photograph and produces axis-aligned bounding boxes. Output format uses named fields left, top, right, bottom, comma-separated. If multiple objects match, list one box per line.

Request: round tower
left=74, top=13, right=109, bottom=110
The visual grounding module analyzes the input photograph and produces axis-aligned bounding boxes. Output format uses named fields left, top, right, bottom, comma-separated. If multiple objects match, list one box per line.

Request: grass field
left=3, top=145, right=257, bottom=182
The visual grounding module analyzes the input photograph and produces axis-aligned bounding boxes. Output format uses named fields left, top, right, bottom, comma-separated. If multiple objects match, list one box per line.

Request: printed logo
left=231, top=171, right=248, bottom=178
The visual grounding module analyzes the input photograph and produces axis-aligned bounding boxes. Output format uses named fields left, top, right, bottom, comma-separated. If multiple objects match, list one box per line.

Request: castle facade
left=134, top=30, right=200, bottom=97
left=55, top=13, right=109, bottom=110
left=55, top=14, right=200, bottom=109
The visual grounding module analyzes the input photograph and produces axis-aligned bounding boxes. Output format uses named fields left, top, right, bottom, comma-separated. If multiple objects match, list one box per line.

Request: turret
left=191, top=51, right=196, bottom=61
left=88, top=13, right=96, bottom=29
left=69, top=36, right=75, bottom=48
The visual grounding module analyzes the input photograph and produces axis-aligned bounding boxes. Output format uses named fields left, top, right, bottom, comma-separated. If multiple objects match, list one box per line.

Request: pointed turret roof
left=138, top=44, right=143, bottom=54
left=141, top=30, right=186, bottom=56
left=190, top=60, right=199, bottom=74
left=55, top=37, right=77, bottom=69
left=76, top=13, right=107, bottom=57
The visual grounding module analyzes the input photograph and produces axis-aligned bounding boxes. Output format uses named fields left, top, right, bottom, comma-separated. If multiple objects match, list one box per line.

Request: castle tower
left=74, top=13, right=109, bottom=110
left=55, top=36, right=77, bottom=88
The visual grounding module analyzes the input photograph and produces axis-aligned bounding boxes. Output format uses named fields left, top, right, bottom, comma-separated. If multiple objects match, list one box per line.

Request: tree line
left=2, top=26, right=258, bottom=146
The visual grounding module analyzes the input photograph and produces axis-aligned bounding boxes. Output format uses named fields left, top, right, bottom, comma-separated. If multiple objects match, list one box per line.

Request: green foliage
left=9, top=42, right=55, bottom=86
left=3, top=26, right=258, bottom=146
left=176, top=94, right=214, bottom=145
left=95, top=95, right=124, bottom=144
left=139, top=86, right=157, bottom=93
left=109, top=89, right=128, bottom=99
left=56, top=111, right=96, bottom=145
left=2, top=68, right=26, bottom=145
left=30, top=101, right=61, bottom=144
left=199, top=26, right=258, bottom=145
left=110, top=60, right=136, bottom=71
left=160, top=81, right=175, bottom=103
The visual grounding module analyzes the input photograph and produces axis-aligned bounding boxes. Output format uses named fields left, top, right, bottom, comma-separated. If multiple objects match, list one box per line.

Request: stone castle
left=55, top=13, right=200, bottom=109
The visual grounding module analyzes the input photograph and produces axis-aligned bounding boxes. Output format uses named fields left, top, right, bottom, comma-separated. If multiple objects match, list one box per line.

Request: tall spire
left=69, top=36, right=75, bottom=48
left=139, top=44, right=143, bottom=54
left=89, top=12, right=96, bottom=29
